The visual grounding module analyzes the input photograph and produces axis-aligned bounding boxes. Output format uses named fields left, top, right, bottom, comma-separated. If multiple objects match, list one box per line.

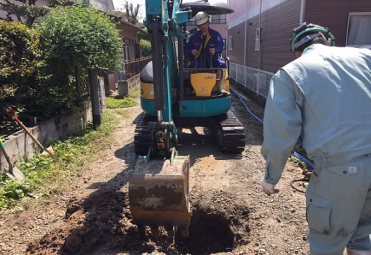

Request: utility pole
left=88, top=69, right=101, bottom=129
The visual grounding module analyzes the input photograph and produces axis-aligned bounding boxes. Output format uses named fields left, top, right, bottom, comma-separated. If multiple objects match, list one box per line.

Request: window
left=228, top=36, right=233, bottom=50
left=210, top=14, right=227, bottom=24
left=346, top=12, right=371, bottom=49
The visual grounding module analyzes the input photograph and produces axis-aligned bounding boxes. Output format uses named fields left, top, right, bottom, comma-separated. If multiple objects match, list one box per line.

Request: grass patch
left=0, top=110, right=121, bottom=210
left=128, top=85, right=141, bottom=98
left=112, top=108, right=130, bottom=118
left=106, top=96, right=137, bottom=109
left=288, top=143, right=313, bottom=169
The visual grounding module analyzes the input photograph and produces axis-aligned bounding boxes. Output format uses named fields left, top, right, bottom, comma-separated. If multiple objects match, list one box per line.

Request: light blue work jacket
left=261, top=44, right=371, bottom=184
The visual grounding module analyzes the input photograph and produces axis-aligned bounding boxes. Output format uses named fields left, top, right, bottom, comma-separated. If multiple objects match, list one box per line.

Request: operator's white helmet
left=192, top=12, right=209, bottom=25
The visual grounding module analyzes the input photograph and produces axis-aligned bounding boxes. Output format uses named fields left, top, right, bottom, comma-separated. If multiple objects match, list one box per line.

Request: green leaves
left=140, top=39, right=151, bottom=57
left=0, top=4, right=125, bottom=136
left=0, top=21, right=40, bottom=87
left=0, top=21, right=43, bottom=131
left=35, top=5, right=122, bottom=72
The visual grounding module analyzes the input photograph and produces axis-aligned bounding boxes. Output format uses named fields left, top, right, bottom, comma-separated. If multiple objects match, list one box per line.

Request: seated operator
left=186, top=12, right=226, bottom=68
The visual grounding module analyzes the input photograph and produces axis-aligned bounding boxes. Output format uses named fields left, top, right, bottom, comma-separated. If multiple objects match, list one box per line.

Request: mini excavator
left=128, top=0, right=245, bottom=237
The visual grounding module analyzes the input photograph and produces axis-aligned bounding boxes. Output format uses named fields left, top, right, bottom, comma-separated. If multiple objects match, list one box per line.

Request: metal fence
left=116, top=56, right=152, bottom=81
left=229, top=62, right=274, bottom=99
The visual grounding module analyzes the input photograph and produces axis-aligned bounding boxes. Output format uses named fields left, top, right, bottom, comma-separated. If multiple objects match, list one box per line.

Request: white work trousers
left=306, top=154, right=371, bottom=255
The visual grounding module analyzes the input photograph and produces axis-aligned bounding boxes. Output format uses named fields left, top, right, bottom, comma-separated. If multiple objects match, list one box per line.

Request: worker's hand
left=192, top=49, right=198, bottom=56
left=261, top=178, right=278, bottom=195
left=209, top=48, right=215, bottom=55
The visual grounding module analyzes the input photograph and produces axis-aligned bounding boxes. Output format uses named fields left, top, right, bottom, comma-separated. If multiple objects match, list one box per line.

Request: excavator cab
left=181, top=1, right=234, bottom=98
left=129, top=0, right=242, bottom=238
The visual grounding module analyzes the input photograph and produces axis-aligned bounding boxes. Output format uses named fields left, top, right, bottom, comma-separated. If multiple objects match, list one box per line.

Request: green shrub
left=0, top=21, right=43, bottom=133
left=0, top=21, right=41, bottom=103
left=140, top=39, right=151, bottom=57
left=35, top=4, right=123, bottom=73
left=26, top=4, right=123, bottom=118
left=138, top=30, right=150, bottom=41
left=0, top=5, right=125, bottom=136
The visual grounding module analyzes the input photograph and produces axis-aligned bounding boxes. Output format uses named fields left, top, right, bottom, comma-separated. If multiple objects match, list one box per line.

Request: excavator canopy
left=180, top=1, right=234, bottom=17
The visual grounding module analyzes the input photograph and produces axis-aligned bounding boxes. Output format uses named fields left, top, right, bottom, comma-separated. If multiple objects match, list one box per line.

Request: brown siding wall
left=228, top=0, right=302, bottom=73
left=259, top=0, right=301, bottom=72
left=305, top=0, right=371, bottom=47
left=228, top=0, right=371, bottom=74
left=227, top=23, right=246, bottom=65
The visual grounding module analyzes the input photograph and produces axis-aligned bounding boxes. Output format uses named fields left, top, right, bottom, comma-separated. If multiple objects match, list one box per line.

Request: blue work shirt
left=186, top=28, right=226, bottom=68
left=261, top=44, right=371, bottom=184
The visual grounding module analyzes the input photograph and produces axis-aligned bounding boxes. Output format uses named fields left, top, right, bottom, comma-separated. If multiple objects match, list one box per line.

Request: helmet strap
left=290, top=25, right=336, bottom=51
left=292, top=32, right=326, bottom=51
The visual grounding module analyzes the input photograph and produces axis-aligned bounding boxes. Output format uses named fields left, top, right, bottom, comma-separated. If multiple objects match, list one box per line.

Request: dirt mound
left=26, top=188, right=251, bottom=254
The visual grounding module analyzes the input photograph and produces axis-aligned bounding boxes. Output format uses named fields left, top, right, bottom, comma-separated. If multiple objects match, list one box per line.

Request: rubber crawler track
left=212, top=109, right=245, bottom=153
left=134, top=110, right=246, bottom=155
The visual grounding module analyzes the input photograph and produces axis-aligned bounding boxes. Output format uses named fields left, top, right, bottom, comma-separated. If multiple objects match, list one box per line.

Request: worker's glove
left=261, top=178, right=278, bottom=195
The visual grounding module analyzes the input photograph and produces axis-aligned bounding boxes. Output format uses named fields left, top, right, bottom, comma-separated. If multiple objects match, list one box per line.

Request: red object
left=5, top=107, right=21, bottom=123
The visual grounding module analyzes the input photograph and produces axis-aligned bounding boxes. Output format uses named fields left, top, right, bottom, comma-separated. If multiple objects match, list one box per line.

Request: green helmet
left=289, top=22, right=335, bottom=51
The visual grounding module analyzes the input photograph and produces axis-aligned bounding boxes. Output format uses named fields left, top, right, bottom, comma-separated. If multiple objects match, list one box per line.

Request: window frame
left=346, top=12, right=371, bottom=49
left=210, top=14, right=227, bottom=24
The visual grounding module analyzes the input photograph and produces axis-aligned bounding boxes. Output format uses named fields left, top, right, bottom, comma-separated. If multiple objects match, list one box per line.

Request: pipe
left=243, top=0, right=247, bottom=66
left=178, top=25, right=185, bottom=101
left=300, top=0, right=305, bottom=24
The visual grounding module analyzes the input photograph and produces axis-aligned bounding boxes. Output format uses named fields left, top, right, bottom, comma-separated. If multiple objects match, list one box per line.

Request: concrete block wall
left=0, top=101, right=92, bottom=173
left=118, top=74, right=140, bottom=98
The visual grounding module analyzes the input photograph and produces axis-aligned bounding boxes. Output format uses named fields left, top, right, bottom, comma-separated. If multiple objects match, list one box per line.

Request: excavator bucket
left=129, top=149, right=191, bottom=236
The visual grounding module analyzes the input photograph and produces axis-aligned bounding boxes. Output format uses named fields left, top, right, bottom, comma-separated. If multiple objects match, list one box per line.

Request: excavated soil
left=0, top=86, right=312, bottom=255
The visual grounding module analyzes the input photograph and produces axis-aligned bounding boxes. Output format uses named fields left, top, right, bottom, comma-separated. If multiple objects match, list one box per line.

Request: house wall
left=90, top=0, right=114, bottom=12
left=117, top=23, right=141, bottom=60
left=227, top=0, right=371, bottom=100
left=228, top=0, right=301, bottom=73
left=305, top=0, right=371, bottom=47
left=227, top=23, right=246, bottom=65
left=260, top=0, right=301, bottom=72
left=228, top=0, right=371, bottom=72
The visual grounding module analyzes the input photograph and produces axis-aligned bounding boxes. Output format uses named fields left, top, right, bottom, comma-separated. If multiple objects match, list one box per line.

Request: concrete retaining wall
left=118, top=74, right=140, bottom=98
left=0, top=101, right=92, bottom=173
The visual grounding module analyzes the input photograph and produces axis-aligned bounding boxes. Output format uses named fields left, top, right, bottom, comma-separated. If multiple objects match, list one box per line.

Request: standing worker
left=260, top=22, right=371, bottom=255
left=186, top=11, right=226, bottom=68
